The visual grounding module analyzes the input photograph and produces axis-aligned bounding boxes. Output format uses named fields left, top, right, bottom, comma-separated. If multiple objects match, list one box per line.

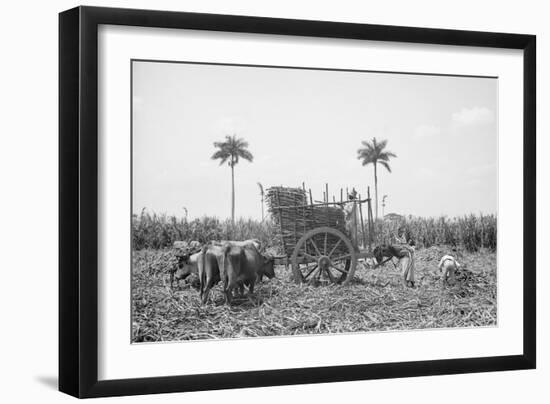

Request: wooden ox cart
left=266, top=185, right=375, bottom=286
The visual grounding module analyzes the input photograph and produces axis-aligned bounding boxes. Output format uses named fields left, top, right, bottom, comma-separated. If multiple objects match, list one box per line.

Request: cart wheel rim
left=290, top=227, right=357, bottom=286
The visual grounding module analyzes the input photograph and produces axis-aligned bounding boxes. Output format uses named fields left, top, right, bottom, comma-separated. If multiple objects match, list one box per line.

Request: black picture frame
left=59, top=5, right=536, bottom=398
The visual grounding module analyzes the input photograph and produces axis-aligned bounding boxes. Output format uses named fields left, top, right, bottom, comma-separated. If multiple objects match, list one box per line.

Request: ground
left=132, top=246, right=497, bottom=342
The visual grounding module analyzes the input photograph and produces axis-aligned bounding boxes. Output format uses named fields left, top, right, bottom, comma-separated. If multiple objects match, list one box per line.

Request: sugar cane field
left=132, top=212, right=497, bottom=342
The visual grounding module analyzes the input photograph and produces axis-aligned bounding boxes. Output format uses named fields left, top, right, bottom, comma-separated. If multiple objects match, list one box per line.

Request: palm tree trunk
left=374, top=162, right=378, bottom=220
left=231, top=164, right=235, bottom=225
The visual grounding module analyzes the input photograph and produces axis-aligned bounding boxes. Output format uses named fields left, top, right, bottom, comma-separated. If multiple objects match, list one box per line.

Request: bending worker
left=394, top=226, right=416, bottom=288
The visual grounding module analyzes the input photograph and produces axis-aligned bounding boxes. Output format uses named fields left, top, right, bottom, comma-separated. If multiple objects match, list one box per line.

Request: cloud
left=452, top=107, right=494, bottom=127
left=413, top=124, right=441, bottom=139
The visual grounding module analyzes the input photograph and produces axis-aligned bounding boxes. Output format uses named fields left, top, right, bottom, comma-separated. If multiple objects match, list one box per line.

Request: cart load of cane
left=265, top=186, right=350, bottom=258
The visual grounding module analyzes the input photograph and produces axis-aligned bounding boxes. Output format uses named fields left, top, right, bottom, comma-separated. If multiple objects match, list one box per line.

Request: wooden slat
left=275, top=189, right=287, bottom=257
left=359, top=193, right=366, bottom=249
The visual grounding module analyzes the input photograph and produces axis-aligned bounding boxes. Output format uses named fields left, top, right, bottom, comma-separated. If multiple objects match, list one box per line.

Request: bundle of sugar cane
left=266, top=186, right=307, bottom=208
left=265, top=186, right=309, bottom=255
left=311, top=206, right=346, bottom=231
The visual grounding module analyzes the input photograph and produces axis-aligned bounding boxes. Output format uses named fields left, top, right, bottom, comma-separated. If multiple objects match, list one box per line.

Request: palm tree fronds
left=378, top=151, right=397, bottom=161
left=238, top=149, right=254, bottom=162
left=379, top=160, right=392, bottom=173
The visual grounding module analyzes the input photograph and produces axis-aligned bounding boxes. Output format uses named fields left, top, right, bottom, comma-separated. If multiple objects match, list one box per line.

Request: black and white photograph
left=131, top=60, right=498, bottom=343
left=0, top=0, right=544, bottom=401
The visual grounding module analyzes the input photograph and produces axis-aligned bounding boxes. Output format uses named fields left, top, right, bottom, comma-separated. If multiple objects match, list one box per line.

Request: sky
left=132, top=60, right=497, bottom=221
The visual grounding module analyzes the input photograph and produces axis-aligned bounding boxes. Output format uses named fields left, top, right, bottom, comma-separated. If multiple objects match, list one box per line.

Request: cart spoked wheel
left=291, top=227, right=357, bottom=286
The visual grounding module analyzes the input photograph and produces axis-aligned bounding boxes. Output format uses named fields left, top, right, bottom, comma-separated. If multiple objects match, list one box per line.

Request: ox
left=198, top=241, right=275, bottom=304
left=198, top=244, right=225, bottom=304
left=198, top=239, right=276, bottom=303
left=222, top=244, right=275, bottom=304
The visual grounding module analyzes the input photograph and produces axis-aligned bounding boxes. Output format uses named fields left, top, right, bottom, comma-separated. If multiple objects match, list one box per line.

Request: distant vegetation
left=132, top=209, right=496, bottom=253
left=132, top=209, right=278, bottom=251
left=375, top=214, right=497, bottom=252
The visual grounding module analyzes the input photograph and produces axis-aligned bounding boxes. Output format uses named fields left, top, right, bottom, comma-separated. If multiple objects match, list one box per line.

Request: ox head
left=174, top=253, right=195, bottom=282
left=261, top=254, right=276, bottom=279
left=372, top=245, right=384, bottom=266
left=372, top=244, right=397, bottom=267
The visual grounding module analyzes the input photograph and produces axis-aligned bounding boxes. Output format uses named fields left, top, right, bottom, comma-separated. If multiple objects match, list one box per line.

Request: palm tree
left=211, top=135, right=253, bottom=224
left=357, top=137, right=396, bottom=220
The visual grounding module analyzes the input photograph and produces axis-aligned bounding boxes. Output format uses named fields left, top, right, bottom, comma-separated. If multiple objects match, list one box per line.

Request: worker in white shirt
left=438, top=253, right=461, bottom=288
